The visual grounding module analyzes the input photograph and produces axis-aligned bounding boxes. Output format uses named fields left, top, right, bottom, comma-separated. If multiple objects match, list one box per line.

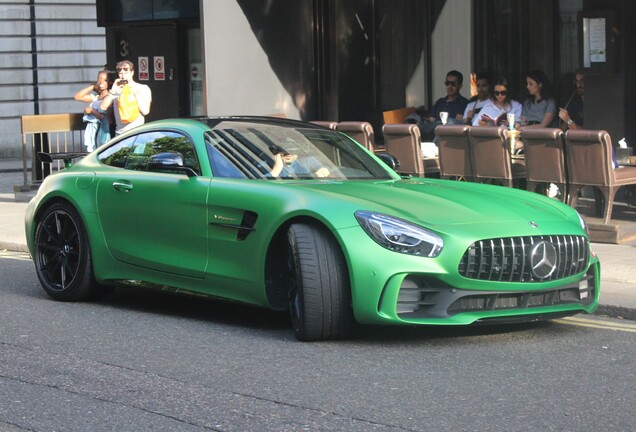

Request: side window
left=99, top=131, right=201, bottom=175
left=98, top=136, right=136, bottom=167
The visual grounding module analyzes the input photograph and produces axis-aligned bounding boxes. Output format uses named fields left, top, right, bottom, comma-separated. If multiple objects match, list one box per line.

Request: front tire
left=34, top=202, right=105, bottom=301
left=286, top=223, right=353, bottom=341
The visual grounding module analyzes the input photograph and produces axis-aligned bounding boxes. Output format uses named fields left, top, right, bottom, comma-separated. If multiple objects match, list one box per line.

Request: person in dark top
left=558, top=69, right=584, bottom=130
left=417, top=70, right=469, bottom=140
left=429, top=70, right=469, bottom=122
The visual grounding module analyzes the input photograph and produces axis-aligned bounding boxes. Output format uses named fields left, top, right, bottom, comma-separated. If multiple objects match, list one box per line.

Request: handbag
left=118, top=85, right=139, bottom=124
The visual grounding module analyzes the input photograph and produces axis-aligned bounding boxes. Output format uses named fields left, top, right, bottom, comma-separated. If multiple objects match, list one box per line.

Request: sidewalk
left=2, top=159, right=636, bottom=319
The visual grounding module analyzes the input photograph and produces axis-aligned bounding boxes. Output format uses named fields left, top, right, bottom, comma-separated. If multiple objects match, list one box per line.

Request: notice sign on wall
left=154, top=56, right=165, bottom=81
left=138, top=57, right=149, bottom=81
left=190, top=63, right=202, bottom=81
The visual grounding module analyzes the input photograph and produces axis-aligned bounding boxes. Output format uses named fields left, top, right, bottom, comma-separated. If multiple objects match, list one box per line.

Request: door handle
left=112, top=181, right=133, bottom=192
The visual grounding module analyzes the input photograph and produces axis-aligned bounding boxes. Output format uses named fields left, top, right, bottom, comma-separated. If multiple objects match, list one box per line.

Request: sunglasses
left=117, top=68, right=131, bottom=72
left=444, top=80, right=459, bottom=87
left=494, top=90, right=507, bottom=96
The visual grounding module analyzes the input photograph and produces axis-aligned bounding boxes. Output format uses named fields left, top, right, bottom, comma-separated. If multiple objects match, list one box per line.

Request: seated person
left=462, top=72, right=491, bottom=124
left=271, top=150, right=330, bottom=178
left=519, top=70, right=557, bottom=129
left=410, top=70, right=469, bottom=141
left=473, top=76, right=521, bottom=127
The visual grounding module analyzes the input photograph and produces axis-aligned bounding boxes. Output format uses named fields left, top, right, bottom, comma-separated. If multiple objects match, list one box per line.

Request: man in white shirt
left=100, top=60, right=152, bottom=135
left=461, top=72, right=491, bottom=125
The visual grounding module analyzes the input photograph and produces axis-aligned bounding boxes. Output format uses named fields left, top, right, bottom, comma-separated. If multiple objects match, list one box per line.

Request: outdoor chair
left=520, top=128, right=568, bottom=202
left=336, top=121, right=377, bottom=153
left=382, top=123, right=426, bottom=177
left=564, top=129, right=636, bottom=224
left=435, top=124, right=472, bottom=181
left=468, top=126, right=526, bottom=187
left=310, top=121, right=338, bottom=130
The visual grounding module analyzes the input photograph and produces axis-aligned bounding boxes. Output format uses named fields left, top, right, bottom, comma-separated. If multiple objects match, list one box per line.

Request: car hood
left=282, top=178, right=575, bottom=227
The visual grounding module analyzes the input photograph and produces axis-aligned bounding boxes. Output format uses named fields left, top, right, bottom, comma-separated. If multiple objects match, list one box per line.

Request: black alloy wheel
left=34, top=202, right=105, bottom=301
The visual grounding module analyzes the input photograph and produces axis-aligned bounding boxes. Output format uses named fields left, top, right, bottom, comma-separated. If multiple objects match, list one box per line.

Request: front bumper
left=372, top=262, right=600, bottom=325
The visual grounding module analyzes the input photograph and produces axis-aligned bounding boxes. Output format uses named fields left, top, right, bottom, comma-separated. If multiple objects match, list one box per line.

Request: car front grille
left=458, top=235, right=588, bottom=282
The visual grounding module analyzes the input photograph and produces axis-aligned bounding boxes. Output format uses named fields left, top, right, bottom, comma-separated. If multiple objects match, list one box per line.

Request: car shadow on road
left=93, top=283, right=566, bottom=344
left=100, top=283, right=292, bottom=334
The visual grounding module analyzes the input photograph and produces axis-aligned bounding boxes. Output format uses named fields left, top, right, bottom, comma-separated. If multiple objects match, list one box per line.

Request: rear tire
left=34, top=202, right=108, bottom=301
left=286, top=223, right=353, bottom=341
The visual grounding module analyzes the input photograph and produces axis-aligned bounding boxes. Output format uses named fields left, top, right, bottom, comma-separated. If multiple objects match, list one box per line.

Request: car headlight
left=576, top=210, right=589, bottom=234
left=355, top=211, right=443, bottom=257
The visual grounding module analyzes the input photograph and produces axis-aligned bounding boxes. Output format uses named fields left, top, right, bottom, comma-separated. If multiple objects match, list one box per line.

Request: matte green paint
left=25, top=118, right=600, bottom=325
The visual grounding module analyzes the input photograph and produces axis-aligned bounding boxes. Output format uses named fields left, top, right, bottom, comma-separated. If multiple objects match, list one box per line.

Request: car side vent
left=237, top=211, right=258, bottom=241
left=458, top=235, right=588, bottom=282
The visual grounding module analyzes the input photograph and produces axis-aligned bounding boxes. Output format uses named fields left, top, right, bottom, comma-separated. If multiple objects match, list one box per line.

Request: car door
left=96, top=130, right=209, bottom=278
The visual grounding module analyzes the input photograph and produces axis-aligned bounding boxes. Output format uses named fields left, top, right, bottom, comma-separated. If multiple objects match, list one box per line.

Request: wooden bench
left=20, top=113, right=86, bottom=187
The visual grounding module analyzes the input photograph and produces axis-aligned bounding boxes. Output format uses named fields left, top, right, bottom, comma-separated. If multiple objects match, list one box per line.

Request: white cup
left=440, top=112, right=449, bottom=125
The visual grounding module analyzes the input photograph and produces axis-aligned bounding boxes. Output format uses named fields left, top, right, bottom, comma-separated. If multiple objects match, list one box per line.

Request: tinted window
left=99, top=0, right=198, bottom=23
left=98, top=131, right=201, bottom=175
left=98, top=136, right=136, bottom=168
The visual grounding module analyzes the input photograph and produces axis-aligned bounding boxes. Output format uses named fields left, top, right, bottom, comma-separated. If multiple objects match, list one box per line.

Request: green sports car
left=25, top=117, right=599, bottom=341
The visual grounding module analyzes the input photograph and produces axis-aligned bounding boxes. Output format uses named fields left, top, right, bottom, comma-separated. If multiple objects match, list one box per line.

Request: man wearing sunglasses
left=100, top=60, right=153, bottom=135
left=418, top=70, right=469, bottom=140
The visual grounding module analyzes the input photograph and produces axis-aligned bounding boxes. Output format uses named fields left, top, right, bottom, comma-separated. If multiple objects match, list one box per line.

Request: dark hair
left=491, top=76, right=513, bottom=107
left=475, top=72, right=491, bottom=83
left=526, top=69, right=553, bottom=99
left=446, top=70, right=463, bottom=85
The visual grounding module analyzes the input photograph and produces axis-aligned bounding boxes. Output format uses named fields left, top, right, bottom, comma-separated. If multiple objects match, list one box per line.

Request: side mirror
left=378, top=153, right=400, bottom=171
left=148, top=152, right=197, bottom=177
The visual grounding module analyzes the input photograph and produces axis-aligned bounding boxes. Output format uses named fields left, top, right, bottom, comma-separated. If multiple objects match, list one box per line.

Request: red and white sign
left=190, top=63, right=202, bottom=81
left=138, top=56, right=149, bottom=81
left=154, top=56, right=165, bottom=81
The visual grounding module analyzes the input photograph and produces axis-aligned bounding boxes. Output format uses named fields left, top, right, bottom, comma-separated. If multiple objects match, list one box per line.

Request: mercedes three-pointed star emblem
left=530, top=241, right=558, bottom=279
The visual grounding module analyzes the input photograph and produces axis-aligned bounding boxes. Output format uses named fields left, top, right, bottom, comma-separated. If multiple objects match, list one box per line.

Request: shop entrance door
left=124, top=25, right=181, bottom=121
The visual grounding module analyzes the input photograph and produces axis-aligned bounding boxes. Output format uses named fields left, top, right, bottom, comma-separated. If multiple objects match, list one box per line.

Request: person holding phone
left=270, top=147, right=330, bottom=178
left=73, top=70, right=112, bottom=151
left=100, top=60, right=152, bottom=135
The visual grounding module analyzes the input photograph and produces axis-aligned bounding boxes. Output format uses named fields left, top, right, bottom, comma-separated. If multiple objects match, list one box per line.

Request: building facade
left=0, top=0, right=106, bottom=158
left=2, top=0, right=634, bottom=157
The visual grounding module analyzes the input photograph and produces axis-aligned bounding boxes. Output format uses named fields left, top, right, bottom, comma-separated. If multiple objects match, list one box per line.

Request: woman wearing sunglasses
left=472, top=77, right=521, bottom=127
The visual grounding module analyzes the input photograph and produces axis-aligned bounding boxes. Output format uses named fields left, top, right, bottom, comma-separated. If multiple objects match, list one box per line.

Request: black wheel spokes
left=37, top=210, right=81, bottom=291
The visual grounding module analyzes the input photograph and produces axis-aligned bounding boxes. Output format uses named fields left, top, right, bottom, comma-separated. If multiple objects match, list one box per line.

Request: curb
left=0, top=242, right=29, bottom=254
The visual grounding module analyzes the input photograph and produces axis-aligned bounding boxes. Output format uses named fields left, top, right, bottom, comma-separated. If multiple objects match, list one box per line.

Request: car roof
left=192, top=116, right=326, bottom=130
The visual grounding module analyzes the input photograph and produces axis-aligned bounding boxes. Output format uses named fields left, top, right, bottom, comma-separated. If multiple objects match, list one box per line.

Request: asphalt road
left=1, top=251, right=635, bottom=432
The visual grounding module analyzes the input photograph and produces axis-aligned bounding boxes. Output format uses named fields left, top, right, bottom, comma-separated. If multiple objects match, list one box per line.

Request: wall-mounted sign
left=583, top=18, right=606, bottom=66
left=154, top=56, right=165, bottom=81
left=138, top=56, right=149, bottom=81
left=190, top=63, right=202, bottom=81
left=579, top=10, right=615, bottom=73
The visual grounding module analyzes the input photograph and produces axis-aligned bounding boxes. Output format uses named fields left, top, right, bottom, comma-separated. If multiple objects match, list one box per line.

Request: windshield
left=203, top=121, right=394, bottom=180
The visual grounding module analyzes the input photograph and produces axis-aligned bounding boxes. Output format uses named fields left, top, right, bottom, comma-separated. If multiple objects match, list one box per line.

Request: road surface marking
left=555, top=316, right=636, bottom=333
